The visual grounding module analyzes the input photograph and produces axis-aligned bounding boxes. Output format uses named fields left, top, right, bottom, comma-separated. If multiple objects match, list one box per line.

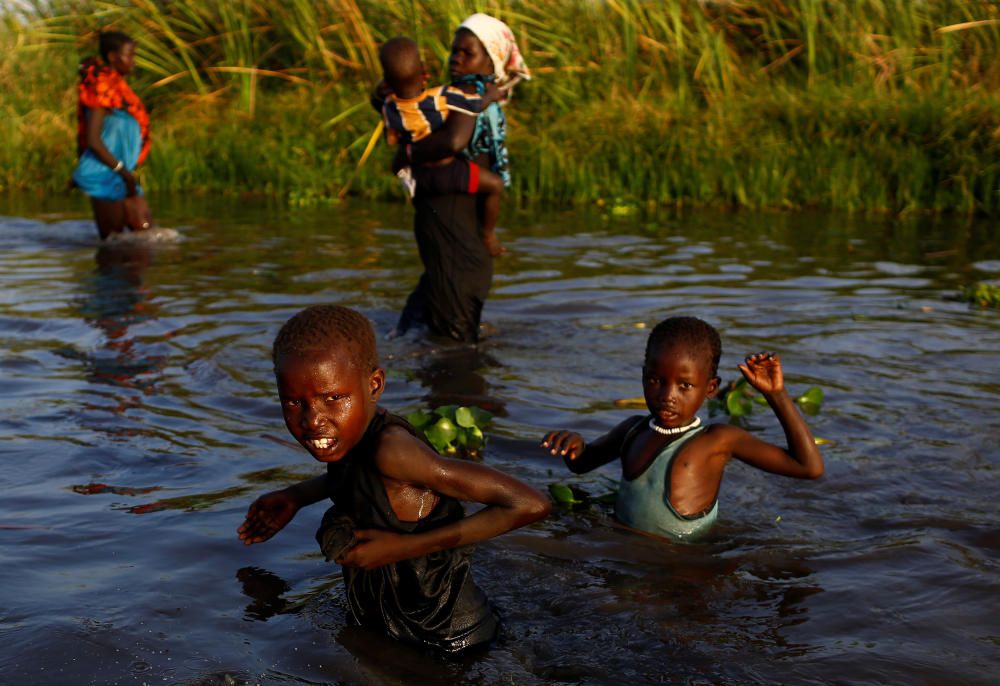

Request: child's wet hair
left=379, top=36, right=423, bottom=92
left=645, top=316, right=722, bottom=378
left=99, top=31, right=134, bottom=61
left=272, top=305, right=379, bottom=374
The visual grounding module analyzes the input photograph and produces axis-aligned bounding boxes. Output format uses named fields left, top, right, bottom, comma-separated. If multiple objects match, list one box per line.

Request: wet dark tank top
left=320, top=409, right=498, bottom=653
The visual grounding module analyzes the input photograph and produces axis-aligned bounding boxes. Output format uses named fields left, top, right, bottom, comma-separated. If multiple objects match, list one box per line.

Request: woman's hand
left=119, top=169, right=137, bottom=197
left=738, top=352, right=785, bottom=395
left=541, top=431, right=585, bottom=461
left=237, top=489, right=301, bottom=545
left=338, top=529, right=413, bottom=570
left=482, top=82, right=501, bottom=107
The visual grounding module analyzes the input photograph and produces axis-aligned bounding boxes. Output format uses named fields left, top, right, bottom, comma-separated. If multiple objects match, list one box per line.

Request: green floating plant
left=710, top=379, right=824, bottom=418
left=961, top=282, right=1000, bottom=309
left=548, top=483, right=583, bottom=506
left=548, top=481, right=618, bottom=509
left=406, top=405, right=493, bottom=460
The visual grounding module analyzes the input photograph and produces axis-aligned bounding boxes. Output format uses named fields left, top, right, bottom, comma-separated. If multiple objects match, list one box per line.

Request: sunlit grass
left=2, top=0, right=999, bottom=212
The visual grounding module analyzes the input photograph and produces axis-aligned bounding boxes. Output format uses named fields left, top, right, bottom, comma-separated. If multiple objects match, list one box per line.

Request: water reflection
left=412, top=343, right=505, bottom=415
left=75, top=242, right=165, bottom=391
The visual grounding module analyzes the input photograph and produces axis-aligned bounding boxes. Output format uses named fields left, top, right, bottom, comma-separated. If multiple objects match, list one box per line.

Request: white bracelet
left=112, top=160, right=124, bottom=173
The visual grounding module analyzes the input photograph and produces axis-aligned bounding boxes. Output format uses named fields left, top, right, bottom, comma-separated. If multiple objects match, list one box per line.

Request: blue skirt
left=73, top=109, right=144, bottom=202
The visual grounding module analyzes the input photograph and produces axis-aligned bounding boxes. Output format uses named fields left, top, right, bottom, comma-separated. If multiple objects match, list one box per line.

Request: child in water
left=378, top=36, right=507, bottom=257
left=238, top=305, right=550, bottom=652
left=542, top=316, right=824, bottom=541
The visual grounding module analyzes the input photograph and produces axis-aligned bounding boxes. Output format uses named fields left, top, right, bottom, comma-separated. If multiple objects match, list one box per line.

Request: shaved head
left=379, top=36, right=424, bottom=93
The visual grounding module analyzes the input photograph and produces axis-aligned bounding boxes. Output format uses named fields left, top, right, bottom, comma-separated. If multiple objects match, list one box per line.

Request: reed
left=2, top=0, right=998, bottom=213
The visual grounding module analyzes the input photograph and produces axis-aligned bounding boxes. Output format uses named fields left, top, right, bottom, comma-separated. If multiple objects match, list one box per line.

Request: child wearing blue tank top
left=541, top=316, right=824, bottom=542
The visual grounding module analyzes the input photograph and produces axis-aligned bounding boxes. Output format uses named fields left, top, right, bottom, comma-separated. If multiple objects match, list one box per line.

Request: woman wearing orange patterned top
left=73, top=31, right=153, bottom=239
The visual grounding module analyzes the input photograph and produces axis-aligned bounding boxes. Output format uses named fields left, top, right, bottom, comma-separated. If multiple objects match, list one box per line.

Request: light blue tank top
left=615, top=421, right=718, bottom=541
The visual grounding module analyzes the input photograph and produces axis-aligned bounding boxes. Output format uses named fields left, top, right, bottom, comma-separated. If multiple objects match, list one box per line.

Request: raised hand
left=482, top=81, right=501, bottom=106
left=541, top=431, right=585, bottom=461
left=738, top=352, right=785, bottom=395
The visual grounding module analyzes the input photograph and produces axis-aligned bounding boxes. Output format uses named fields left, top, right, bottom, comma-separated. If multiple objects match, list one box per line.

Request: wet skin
left=276, top=349, right=384, bottom=464
left=239, top=346, right=551, bottom=568
left=542, top=350, right=823, bottom=517
left=642, top=343, right=720, bottom=430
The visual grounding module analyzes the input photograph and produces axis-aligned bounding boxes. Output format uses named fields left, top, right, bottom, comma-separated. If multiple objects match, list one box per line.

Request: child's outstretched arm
left=237, top=475, right=327, bottom=545
left=727, top=352, right=824, bottom=479
left=542, top=416, right=642, bottom=474
left=338, top=428, right=551, bottom=570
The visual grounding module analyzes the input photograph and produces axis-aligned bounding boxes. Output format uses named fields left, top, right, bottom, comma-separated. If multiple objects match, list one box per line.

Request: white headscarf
left=458, top=13, right=531, bottom=91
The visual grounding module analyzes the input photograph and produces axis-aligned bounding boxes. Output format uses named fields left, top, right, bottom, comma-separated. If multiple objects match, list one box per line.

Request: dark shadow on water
left=237, top=566, right=291, bottom=622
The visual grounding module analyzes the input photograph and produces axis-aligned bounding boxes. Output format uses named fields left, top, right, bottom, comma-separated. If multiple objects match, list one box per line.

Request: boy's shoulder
left=371, top=419, right=436, bottom=477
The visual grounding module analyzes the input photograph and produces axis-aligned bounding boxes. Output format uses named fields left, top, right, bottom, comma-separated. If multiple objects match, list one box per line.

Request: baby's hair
left=379, top=36, right=423, bottom=92
left=99, top=31, right=134, bottom=61
left=272, top=305, right=379, bottom=374
left=645, top=316, right=722, bottom=378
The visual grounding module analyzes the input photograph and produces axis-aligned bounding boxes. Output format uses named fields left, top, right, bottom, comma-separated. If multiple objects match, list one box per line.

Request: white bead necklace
left=648, top=415, right=702, bottom=436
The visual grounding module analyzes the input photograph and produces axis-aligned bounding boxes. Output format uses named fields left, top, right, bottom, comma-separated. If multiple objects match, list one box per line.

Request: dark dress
left=396, top=191, right=493, bottom=343
left=317, top=410, right=498, bottom=653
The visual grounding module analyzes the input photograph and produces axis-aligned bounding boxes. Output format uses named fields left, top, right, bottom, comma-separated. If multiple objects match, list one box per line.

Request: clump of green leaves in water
left=406, top=405, right=492, bottom=460
left=710, top=379, right=825, bottom=418
left=548, top=480, right=618, bottom=509
left=961, top=282, right=1000, bottom=309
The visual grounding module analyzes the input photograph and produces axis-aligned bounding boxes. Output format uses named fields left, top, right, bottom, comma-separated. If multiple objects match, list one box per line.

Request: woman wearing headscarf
left=391, top=14, right=530, bottom=343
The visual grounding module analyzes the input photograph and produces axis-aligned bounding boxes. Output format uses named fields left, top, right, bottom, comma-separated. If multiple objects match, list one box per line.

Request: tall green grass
left=2, top=0, right=999, bottom=213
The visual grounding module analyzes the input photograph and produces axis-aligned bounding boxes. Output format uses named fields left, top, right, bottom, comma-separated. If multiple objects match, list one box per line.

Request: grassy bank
left=2, top=0, right=999, bottom=213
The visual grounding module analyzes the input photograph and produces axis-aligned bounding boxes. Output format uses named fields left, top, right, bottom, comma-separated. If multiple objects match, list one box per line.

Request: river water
left=1, top=194, right=998, bottom=685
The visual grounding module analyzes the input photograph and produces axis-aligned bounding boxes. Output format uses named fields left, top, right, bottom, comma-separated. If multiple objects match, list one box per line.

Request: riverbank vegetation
left=2, top=1, right=998, bottom=213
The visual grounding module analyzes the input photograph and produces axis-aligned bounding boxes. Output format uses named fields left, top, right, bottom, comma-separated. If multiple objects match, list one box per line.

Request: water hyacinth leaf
left=614, top=397, right=647, bottom=409
left=548, top=483, right=580, bottom=505
left=796, top=386, right=824, bottom=415
left=466, top=406, right=493, bottom=426
left=434, top=405, right=459, bottom=422
left=424, top=417, right=458, bottom=452
left=405, top=410, right=433, bottom=429
left=465, top=425, right=485, bottom=451
left=726, top=389, right=751, bottom=417
left=797, top=387, right=824, bottom=406
left=455, top=406, right=477, bottom=428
